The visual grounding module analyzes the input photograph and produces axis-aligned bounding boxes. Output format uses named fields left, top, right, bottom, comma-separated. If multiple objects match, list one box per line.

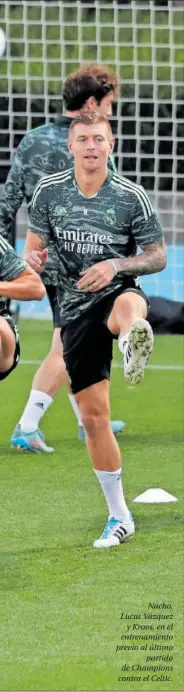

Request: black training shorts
left=61, top=281, right=149, bottom=395
left=45, top=284, right=61, bottom=328
left=0, top=314, right=20, bottom=381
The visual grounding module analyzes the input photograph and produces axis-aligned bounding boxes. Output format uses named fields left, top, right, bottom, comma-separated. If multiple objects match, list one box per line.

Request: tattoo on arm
left=114, top=240, right=167, bottom=276
left=38, top=234, right=48, bottom=251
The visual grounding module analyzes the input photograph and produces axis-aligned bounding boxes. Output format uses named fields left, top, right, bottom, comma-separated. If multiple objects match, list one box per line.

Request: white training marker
left=134, top=488, right=178, bottom=503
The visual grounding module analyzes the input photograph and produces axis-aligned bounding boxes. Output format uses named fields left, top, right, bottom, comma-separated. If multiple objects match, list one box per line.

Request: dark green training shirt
left=0, top=235, right=27, bottom=314
left=0, top=116, right=116, bottom=286
left=28, top=167, right=164, bottom=325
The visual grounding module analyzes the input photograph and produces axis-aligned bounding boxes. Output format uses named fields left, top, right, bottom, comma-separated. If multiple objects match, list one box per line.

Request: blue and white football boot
left=93, top=514, right=135, bottom=548
left=11, top=424, right=54, bottom=452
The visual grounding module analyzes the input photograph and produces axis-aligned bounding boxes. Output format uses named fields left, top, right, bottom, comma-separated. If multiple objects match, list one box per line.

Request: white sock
left=94, top=468, right=130, bottom=522
left=118, top=332, right=129, bottom=355
left=19, top=389, right=53, bottom=432
left=68, top=394, right=82, bottom=426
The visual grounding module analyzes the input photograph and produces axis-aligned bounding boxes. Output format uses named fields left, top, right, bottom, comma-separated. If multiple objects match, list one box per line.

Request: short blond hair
left=68, top=110, right=112, bottom=136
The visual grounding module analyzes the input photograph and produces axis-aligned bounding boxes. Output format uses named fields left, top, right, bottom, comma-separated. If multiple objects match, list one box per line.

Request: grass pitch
left=0, top=320, right=183, bottom=692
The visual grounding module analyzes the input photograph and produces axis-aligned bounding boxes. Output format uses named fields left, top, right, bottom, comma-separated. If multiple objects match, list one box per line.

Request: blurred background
left=0, top=0, right=183, bottom=322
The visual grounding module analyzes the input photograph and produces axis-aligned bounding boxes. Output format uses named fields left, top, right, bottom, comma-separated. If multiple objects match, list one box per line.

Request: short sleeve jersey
left=0, top=235, right=27, bottom=314
left=28, top=168, right=164, bottom=325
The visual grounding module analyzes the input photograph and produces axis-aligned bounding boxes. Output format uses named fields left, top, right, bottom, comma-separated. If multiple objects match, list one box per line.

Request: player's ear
left=67, top=137, right=73, bottom=154
left=109, top=137, right=115, bottom=153
left=83, top=95, right=97, bottom=111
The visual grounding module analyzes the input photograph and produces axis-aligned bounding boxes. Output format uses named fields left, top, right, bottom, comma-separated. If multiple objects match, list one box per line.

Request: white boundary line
left=19, top=360, right=184, bottom=371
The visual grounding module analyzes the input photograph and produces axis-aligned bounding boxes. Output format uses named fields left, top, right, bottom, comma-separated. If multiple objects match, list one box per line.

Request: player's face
left=68, top=122, right=114, bottom=172
left=97, top=91, right=115, bottom=117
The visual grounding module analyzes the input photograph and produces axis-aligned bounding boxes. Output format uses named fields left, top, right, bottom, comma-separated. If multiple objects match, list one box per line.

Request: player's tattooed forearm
left=115, top=241, right=166, bottom=276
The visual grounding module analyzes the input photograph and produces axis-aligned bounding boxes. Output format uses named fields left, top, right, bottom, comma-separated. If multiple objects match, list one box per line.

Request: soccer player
left=0, top=235, right=45, bottom=382
left=0, top=64, right=124, bottom=452
left=23, top=111, right=167, bottom=547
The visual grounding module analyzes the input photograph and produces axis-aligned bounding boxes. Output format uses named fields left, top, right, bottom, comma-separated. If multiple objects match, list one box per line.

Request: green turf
left=0, top=320, right=183, bottom=691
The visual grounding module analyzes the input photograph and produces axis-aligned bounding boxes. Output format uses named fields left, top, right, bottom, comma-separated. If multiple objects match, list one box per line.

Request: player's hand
left=26, top=249, right=48, bottom=273
left=77, top=260, right=116, bottom=292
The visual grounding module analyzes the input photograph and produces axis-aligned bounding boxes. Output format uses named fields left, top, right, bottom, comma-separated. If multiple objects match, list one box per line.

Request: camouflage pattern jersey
left=28, top=167, right=164, bottom=325
left=0, top=116, right=116, bottom=286
left=0, top=235, right=27, bottom=315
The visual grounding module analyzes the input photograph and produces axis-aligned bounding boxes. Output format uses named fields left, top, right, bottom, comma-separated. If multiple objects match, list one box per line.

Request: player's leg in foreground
left=71, top=291, right=152, bottom=548
left=107, top=291, right=154, bottom=385
left=62, top=315, right=133, bottom=549
left=75, top=380, right=134, bottom=549
left=0, top=315, right=20, bottom=381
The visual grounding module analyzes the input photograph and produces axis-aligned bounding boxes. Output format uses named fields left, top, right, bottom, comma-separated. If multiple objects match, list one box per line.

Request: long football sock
left=94, top=468, right=130, bottom=521
left=19, top=389, right=53, bottom=432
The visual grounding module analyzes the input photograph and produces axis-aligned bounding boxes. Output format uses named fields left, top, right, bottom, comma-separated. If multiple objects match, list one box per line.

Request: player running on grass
left=0, top=64, right=124, bottom=452
left=23, top=111, right=166, bottom=547
left=0, top=235, right=45, bottom=383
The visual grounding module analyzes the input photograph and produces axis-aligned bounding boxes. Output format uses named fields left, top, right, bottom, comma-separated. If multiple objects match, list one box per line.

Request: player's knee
left=49, top=351, right=68, bottom=382
left=81, top=410, right=109, bottom=438
left=114, top=292, right=147, bottom=319
left=114, top=293, right=136, bottom=316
